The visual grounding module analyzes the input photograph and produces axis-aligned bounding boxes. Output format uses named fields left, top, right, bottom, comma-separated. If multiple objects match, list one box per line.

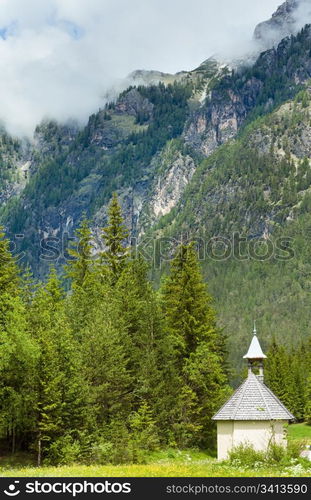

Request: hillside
left=156, top=92, right=311, bottom=373
left=0, top=1, right=310, bottom=370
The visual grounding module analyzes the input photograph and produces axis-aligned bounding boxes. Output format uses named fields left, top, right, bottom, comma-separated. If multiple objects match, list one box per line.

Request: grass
left=1, top=448, right=311, bottom=478
left=1, top=459, right=311, bottom=478
left=288, top=423, right=311, bottom=443
left=1, top=424, right=310, bottom=478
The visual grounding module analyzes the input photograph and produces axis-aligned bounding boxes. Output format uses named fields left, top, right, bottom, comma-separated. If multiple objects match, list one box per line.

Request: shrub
left=287, top=440, right=306, bottom=460
left=90, top=439, right=114, bottom=465
left=228, top=443, right=265, bottom=467
left=228, top=440, right=307, bottom=468
left=129, top=403, right=160, bottom=460
left=266, top=442, right=287, bottom=464
left=46, top=434, right=81, bottom=465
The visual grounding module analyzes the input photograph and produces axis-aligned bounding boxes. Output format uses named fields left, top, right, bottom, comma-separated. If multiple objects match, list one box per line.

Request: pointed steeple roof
left=213, top=321, right=295, bottom=422
left=212, top=372, right=295, bottom=421
left=243, top=321, right=267, bottom=360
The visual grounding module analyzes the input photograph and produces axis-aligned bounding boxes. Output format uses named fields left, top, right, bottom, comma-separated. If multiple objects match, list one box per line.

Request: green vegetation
left=228, top=441, right=305, bottom=468
left=0, top=196, right=309, bottom=473
left=1, top=425, right=311, bottom=476
left=0, top=81, right=194, bottom=276
left=0, top=196, right=229, bottom=467
left=230, top=26, right=311, bottom=123
left=265, top=340, right=311, bottom=421
left=288, top=423, right=311, bottom=443
left=151, top=92, right=311, bottom=376
left=0, top=133, right=22, bottom=194
left=0, top=21, right=311, bottom=476
left=1, top=447, right=310, bottom=477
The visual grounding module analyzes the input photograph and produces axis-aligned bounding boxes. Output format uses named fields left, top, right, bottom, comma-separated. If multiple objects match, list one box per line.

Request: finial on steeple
left=243, top=322, right=267, bottom=382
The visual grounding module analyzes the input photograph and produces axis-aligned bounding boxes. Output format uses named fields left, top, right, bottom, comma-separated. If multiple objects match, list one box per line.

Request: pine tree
left=0, top=228, right=38, bottom=453
left=265, top=341, right=292, bottom=406
left=20, top=265, right=36, bottom=307
left=115, top=257, right=170, bottom=443
left=160, top=243, right=229, bottom=447
left=304, top=338, right=311, bottom=424
left=161, top=244, right=222, bottom=360
left=0, top=226, right=20, bottom=321
left=29, top=268, right=89, bottom=465
left=80, top=283, right=133, bottom=428
left=290, top=346, right=308, bottom=420
left=66, top=215, right=94, bottom=288
left=265, top=339, right=311, bottom=421
left=100, top=194, right=129, bottom=283
left=65, top=216, right=99, bottom=339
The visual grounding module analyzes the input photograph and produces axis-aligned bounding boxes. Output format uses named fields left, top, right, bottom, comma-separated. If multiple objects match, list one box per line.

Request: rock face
left=114, top=88, right=154, bottom=120
left=150, top=154, right=195, bottom=219
left=254, top=0, right=311, bottom=50
left=128, top=70, right=177, bottom=86
left=184, top=25, right=311, bottom=156
left=86, top=90, right=153, bottom=149
left=184, top=87, right=248, bottom=156
left=2, top=4, right=311, bottom=277
left=93, top=142, right=196, bottom=240
left=161, top=88, right=311, bottom=246
left=137, top=141, right=196, bottom=234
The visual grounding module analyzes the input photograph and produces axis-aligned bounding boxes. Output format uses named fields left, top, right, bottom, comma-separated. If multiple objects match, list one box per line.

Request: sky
left=0, top=0, right=293, bottom=137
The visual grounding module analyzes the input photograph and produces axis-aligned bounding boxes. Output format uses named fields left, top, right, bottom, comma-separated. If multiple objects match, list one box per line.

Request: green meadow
left=1, top=424, right=310, bottom=478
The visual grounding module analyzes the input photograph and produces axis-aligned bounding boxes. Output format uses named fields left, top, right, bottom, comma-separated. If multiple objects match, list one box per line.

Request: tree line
left=0, top=194, right=229, bottom=465
left=265, top=340, right=311, bottom=424
left=0, top=194, right=309, bottom=466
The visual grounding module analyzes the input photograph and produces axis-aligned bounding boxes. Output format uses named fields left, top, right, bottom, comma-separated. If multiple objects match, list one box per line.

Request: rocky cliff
left=0, top=2, right=311, bottom=279
left=254, top=0, right=302, bottom=48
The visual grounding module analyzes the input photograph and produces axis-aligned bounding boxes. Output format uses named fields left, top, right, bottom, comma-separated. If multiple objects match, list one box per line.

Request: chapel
left=212, top=324, right=295, bottom=460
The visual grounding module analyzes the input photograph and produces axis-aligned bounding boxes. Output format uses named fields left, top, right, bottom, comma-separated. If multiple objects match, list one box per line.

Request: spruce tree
left=161, top=244, right=223, bottom=360
left=66, top=215, right=94, bottom=288
left=265, top=338, right=311, bottom=421
left=115, top=257, right=169, bottom=443
left=65, top=216, right=99, bottom=339
left=305, top=376, right=311, bottom=425
left=0, top=228, right=38, bottom=454
left=290, top=346, right=308, bottom=420
left=265, top=341, right=293, bottom=408
left=160, top=243, right=229, bottom=447
left=80, top=282, right=133, bottom=428
left=29, top=268, right=89, bottom=464
left=305, top=338, right=311, bottom=424
left=100, top=193, right=129, bottom=283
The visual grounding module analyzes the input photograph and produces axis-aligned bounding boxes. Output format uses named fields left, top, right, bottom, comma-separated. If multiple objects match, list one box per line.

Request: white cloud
left=0, top=0, right=293, bottom=137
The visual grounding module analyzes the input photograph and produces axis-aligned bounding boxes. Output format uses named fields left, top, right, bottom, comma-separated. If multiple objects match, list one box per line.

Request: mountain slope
left=4, top=23, right=311, bottom=268
left=149, top=85, right=311, bottom=370
left=254, top=0, right=302, bottom=49
left=0, top=1, right=311, bottom=371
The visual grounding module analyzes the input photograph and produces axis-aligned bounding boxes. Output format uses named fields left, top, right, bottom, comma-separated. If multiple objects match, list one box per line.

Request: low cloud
left=0, top=0, right=290, bottom=137
left=294, top=0, right=311, bottom=31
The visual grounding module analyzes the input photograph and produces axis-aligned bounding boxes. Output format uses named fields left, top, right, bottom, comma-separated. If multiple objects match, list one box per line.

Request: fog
left=0, top=0, right=300, bottom=137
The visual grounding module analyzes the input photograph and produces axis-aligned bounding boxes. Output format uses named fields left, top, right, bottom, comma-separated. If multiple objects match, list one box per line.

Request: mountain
left=254, top=0, right=300, bottom=48
left=254, top=0, right=311, bottom=49
left=0, top=58, right=223, bottom=275
left=1, top=1, right=311, bottom=370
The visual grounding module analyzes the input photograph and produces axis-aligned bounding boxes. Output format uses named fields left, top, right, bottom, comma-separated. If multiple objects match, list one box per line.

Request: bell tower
left=243, top=321, right=267, bottom=382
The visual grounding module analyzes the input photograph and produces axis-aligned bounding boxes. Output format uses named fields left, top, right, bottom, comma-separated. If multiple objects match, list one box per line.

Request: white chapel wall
left=217, top=421, right=233, bottom=460
left=217, top=420, right=288, bottom=460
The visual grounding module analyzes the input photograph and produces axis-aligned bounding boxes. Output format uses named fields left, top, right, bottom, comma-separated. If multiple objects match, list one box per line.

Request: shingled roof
left=212, top=372, right=295, bottom=421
